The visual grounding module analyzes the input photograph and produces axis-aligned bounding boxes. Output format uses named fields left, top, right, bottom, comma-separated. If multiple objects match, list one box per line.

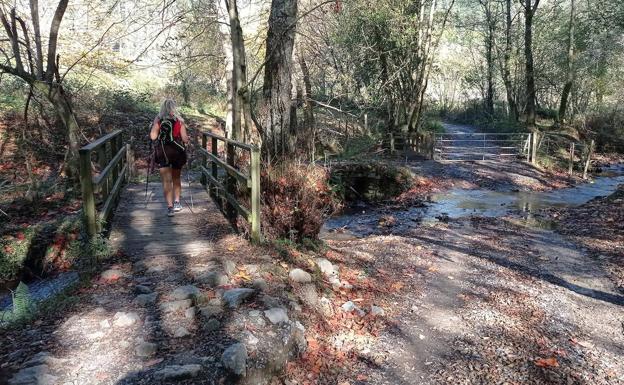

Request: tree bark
left=261, top=0, right=298, bottom=158
left=557, top=0, right=575, bottom=125
left=297, top=53, right=315, bottom=158
left=524, top=0, right=540, bottom=130
left=483, top=0, right=495, bottom=116
left=218, top=0, right=234, bottom=136
left=501, top=0, right=518, bottom=121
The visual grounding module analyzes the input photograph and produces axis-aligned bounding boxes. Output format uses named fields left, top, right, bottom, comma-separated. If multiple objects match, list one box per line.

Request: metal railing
left=198, top=131, right=261, bottom=243
left=433, top=132, right=531, bottom=161
left=79, top=130, right=129, bottom=236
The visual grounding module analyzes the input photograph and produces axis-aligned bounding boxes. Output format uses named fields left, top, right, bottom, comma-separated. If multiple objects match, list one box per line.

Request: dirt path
left=326, top=217, right=624, bottom=384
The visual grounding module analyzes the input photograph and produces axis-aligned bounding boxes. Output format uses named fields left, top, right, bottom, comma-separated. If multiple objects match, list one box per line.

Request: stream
left=321, top=164, right=624, bottom=240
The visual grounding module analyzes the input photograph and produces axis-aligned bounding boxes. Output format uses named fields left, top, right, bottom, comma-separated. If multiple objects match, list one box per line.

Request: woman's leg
left=159, top=167, right=174, bottom=207
left=172, top=168, right=182, bottom=203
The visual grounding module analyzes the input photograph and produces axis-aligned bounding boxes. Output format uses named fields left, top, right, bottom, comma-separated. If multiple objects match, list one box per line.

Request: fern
left=12, top=281, right=33, bottom=320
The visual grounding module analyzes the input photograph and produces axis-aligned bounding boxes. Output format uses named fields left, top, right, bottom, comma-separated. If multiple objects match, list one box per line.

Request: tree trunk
left=557, top=0, right=575, bottom=125
left=261, top=0, right=298, bottom=159
left=297, top=53, right=315, bottom=157
left=502, top=0, right=518, bottom=121
left=484, top=0, right=495, bottom=116
left=218, top=0, right=234, bottom=136
left=524, top=0, right=539, bottom=130
left=34, top=81, right=79, bottom=179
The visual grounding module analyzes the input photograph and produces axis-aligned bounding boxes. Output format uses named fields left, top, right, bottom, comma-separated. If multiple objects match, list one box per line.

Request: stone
left=171, top=285, right=200, bottom=301
left=22, top=352, right=64, bottom=367
left=315, top=258, right=338, bottom=278
left=8, top=365, right=58, bottom=385
left=341, top=301, right=357, bottom=312
left=196, top=271, right=229, bottom=287
left=134, top=293, right=158, bottom=306
left=248, top=310, right=266, bottom=327
left=244, top=331, right=259, bottom=347
left=160, top=299, right=193, bottom=313
left=113, top=312, right=140, bottom=327
left=264, top=308, right=289, bottom=324
left=298, top=284, right=319, bottom=307
left=135, top=285, right=152, bottom=294
left=222, top=288, right=255, bottom=308
left=185, top=307, right=197, bottom=319
left=371, top=305, right=385, bottom=316
left=223, top=260, right=237, bottom=275
left=99, top=319, right=111, bottom=329
left=205, top=318, right=220, bottom=332
left=173, top=327, right=191, bottom=338
left=252, top=278, right=268, bottom=291
left=289, top=268, right=312, bottom=283
left=154, top=364, right=202, bottom=381
left=199, top=305, right=223, bottom=318
left=260, top=294, right=281, bottom=308
left=101, top=269, right=126, bottom=281
left=135, top=341, right=157, bottom=357
left=221, top=343, right=247, bottom=376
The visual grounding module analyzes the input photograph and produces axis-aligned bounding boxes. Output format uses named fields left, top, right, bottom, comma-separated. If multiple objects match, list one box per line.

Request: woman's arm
left=180, top=121, right=189, bottom=145
left=149, top=118, right=160, bottom=141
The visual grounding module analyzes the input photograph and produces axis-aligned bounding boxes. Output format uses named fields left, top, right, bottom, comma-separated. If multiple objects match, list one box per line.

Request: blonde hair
left=157, top=99, right=184, bottom=121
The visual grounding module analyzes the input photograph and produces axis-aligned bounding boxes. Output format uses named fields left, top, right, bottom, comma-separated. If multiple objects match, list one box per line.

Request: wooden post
left=211, top=137, right=218, bottom=198
left=364, top=113, right=368, bottom=134
left=530, top=132, right=539, bottom=165
left=390, top=132, right=395, bottom=155
left=79, top=149, right=97, bottom=237
left=200, top=134, right=207, bottom=186
left=430, top=133, right=436, bottom=160
left=250, top=146, right=261, bottom=243
left=568, top=142, right=575, bottom=175
left=582, top=139, right=595, bottom=179
left=526, top=133, right=531, bottom=162
left=225, top=142, right=237, bottom=222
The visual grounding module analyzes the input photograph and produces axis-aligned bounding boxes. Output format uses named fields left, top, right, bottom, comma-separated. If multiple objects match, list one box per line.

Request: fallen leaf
left=535, top=357, right=559, bottom=368
left=356, top=374, right=368, bottom=381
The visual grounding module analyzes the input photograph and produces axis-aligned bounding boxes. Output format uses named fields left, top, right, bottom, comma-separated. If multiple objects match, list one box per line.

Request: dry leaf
left=535, top=357, right=559, bottom=368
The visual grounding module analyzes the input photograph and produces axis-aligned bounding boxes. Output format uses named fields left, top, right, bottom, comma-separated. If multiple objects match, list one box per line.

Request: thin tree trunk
left=524, top=0, right=539, bottom=130
left=297, top=53, right=315, bottom=157
left=502, top=0, right=518, bottom=121
left=218, top=0, right=234, bottom=136
left=483, top=0, right=495, bottom=116
left=557, top=0, right=575, bottom=125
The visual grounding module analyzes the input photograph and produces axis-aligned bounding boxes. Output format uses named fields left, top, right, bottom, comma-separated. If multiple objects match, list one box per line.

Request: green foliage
left=0, top=226, right=37, bottom=283
left=423, top=119, right=445, bottom=133
left=333, top=135, right=378, bottom=160
left=11, top=282, right=33, bottom=321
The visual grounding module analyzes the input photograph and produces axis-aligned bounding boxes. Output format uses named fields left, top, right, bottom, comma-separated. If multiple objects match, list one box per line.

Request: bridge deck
left=109, top=182, right=232, bottom=257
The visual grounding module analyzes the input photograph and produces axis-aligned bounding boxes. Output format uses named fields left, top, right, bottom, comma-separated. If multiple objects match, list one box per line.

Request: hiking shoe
left=173, top=201, right=183, bottom=212
left=167, top=206, right=175, bottom=217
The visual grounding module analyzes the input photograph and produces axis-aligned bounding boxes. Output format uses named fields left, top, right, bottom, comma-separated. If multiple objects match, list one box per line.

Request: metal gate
left=433, top=132, right=531, bottom=161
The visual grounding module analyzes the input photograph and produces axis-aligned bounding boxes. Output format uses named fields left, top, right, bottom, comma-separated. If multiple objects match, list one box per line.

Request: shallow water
left=322, top=165, right=624, bottom=239
left=0, top=271, right=79, bottom=312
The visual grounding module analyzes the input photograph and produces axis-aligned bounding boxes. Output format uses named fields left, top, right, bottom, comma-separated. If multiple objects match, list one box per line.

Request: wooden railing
left=385, top=132, right=436, bottom=159
left=79, top=130, right=129, bottom=237
left=198, top=131, right=261, bottom=243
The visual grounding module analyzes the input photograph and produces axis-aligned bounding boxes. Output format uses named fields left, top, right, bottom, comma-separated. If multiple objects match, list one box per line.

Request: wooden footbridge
left=78, top=130, right=262, bottom=256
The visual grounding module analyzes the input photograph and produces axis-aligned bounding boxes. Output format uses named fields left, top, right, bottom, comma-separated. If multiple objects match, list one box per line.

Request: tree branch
left=45, top=0, right=69, bottom=82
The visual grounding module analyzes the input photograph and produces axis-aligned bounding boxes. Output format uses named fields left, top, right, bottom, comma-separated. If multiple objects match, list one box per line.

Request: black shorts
left=155, top=141, right=187, bottom=169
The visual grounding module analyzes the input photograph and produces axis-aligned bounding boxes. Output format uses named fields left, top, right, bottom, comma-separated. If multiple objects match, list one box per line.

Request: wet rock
left=135, top=341, right=158, bottom=357
left=113, top=312, right=140, bottom=327
left=371, top=305, right=385, bottom=316
left=196, top=271, right=229, bottom=287
left=160, top=299, right=193, bottom=313
left=264, top=308, right=289, bottom=324
left=154, top=364, right=202, bottom=380
left=252, top=278, right=268, bottom=291
left=223, top=260, right=237, bottom=275
left=221, top=343, right=247, bottom=376
left=8, top=365, right=57, bottom=385
left=135, top=285, right=152, bottom=294
left=222, top=288, right=255, bottom=308
left=134, top=292, right=158, bottom=306
left=199, top=305, right=223, bottom=318
left=173, top=327, right=191, bottom=338
left=101, top=268, right=126, bottom=281
left=289, top=269, right=312, bottom=283
left=171, top=285, right=200, bottom=301
left=205, top=318, right=221, bottom=332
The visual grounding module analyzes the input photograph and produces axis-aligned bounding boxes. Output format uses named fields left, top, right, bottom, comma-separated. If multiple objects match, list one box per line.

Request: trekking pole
left=186, top=144, right=194, bottom=210
left=145, top=141, right=155, bottom=205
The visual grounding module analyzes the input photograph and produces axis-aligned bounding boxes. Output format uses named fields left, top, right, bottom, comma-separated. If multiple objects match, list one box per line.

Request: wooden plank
left=79, top=148, right=97, bottom=237
left=80, top=130, right=123, bottom=152
left=197, top=147, right=250, bottom=186
left=202, top=170, right=251, bottom=220
left=202, top=130, right=255, bottom=151
left=98, top=164, right=127, bottom=225
left=93, top=145, right=127, bottom=186
left=250, top=147, right=261, bottom=243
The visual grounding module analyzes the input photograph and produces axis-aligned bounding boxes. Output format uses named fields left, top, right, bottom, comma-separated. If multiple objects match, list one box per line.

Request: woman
left=150, top=99, right=189, bottom=217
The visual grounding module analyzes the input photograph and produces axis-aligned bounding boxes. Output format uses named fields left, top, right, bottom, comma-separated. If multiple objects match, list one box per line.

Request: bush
left=261, top=162, right=341, bottom=242
left=583, top=109, right=624, bottom=153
